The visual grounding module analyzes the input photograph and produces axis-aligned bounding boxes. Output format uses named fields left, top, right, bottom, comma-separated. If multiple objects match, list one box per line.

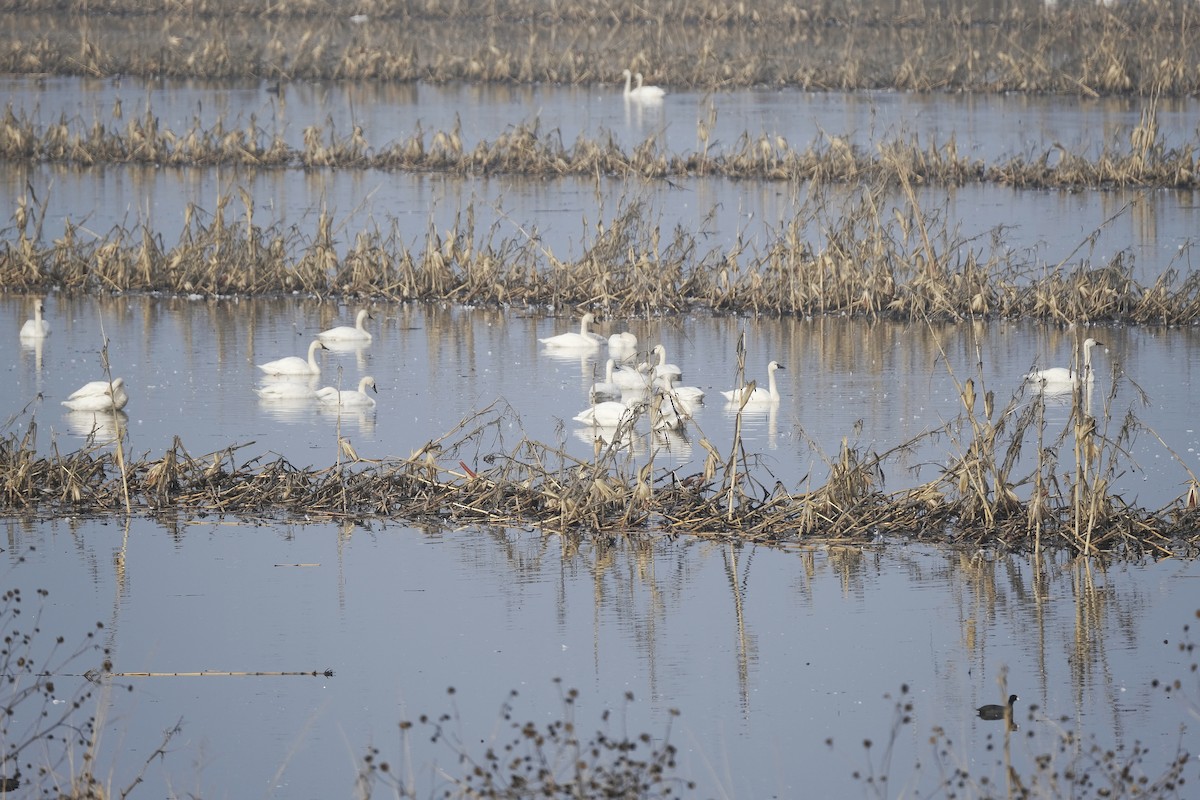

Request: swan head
left=622, top=68, right=632, bottom=79
left=357, top=309, right=373, bottom=323
left=1083, top=337, right=1103, bottom=349
left=360, top=376, right=378, bottom=394
left=581, top=312, right=596, bottom=324
left=767, top=360, right=785, bottom=373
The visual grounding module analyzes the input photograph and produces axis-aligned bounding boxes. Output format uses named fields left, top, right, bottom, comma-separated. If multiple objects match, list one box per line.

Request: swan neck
left=767, top=367, right=779, bottom=399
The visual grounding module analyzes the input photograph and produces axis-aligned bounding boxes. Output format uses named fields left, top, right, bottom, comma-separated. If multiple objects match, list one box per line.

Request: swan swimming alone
left=62, top=377, right=129, bottom=411
left=622, top=69, right=666, bottom=102
left=318, top=309, right=373, bottom=343
left=722, top=360, right=786, bottom=405
left=1027, top=338, right=1103, bottom=389
left=316, top=375, right=378, bottom=407
left=258, top=340, right=327, bottom=375
left=538, top=312, right=605, bottom=349
left=20, top=299, right=50, bottom=339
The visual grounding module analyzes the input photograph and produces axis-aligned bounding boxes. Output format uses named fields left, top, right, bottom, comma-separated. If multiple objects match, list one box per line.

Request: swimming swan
left=258, top=340, right=327, bottom=375
left=612, top=361, right=653, bottom=392
left=573, top=399, right=641, bottom=427
left=651, top=344, right=682, bottom=380
left=20, top=300, right=50, bottom=339
left=655, top=373, right=705, bottom=414
left=622, top=69, right=666, bottom=102
left=608, top=331, right=638, bottom=355
left=1027, top=338, right=1103, bottom=389
left=722, top=361, right=785, bottom=405
left=316, top=375, right=378, bottom=407
left=318, top=309, right=373, bottom=342
left=539, top=312, right=605, bottom=349
left=590, top=359, right=623, bottom=401
left=62, top=377, right=129, bottom=411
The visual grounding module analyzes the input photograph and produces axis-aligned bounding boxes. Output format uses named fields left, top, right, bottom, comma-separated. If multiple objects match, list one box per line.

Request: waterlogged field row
left=0, top=103, right=1194, bottom=189
left=1, top=0, right=1199, bottom=95
left=3, top=185, right=1198, bottom=324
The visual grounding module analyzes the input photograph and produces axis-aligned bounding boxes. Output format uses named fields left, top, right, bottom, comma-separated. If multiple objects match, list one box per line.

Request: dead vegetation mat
left=3, top=400, right=1198, bottom=558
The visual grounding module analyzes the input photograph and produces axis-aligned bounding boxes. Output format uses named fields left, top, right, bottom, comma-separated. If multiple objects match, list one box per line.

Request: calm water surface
left=1, top=79, right=1198, bottom=281
left=4, top=516, right=1197, bottom=798
left=2, top=297, right=1200, bottom=796
left=2, top=77, right=1200, bottom=798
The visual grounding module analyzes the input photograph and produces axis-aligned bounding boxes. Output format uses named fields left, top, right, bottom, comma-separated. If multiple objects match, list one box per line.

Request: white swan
left=258, top=340, right=327, bottom=375
left=651, top=391, right=689, bottom=431
left=590, top=359, right=623, bottom=401
left=612, top=361, right=653, bottom=392
left=318, top=309, right=373, bottom=343
left=608, top=331, right=637, bottom=352
left=573, top=399, right=640, bottom=427
left=316, top=375, right=377, bottom=407
left=538, top=312, right=605, bottom=349
left=651, top=344, right=682, bottom=380
left=20, top=299, right=50, bottom=339
left=62, top=377, right=129, bottom=411
left=622, top=69, right=666, bottom=102
left=1027, top=338, right=1103, bottom=389
left=722, top=361, right=785, bottom=405
left=655, top=373, right=705, bottom=414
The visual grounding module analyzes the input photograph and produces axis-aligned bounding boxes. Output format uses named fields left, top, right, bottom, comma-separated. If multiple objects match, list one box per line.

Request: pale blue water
left=2, top=76, right=1199, bottom=799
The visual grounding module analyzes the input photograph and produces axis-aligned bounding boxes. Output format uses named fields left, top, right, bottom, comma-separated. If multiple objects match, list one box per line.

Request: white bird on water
left=573, top=399, right=641, bottom=427
left=538, top=313, right=605, bottom=349
left=1027, top=337, right=1104, bottom=390
left=258, top=340, right=327, bottom=375
left=62, top=377, right=129, bottom=411
left=722, top=361, right=786, bottom=405
left=20, top=299, right=50, bottom=339
left=622, top=69, right=666, bottom=102
left=317, top=375, right=378, bottom=408
left=651, top=344, right=682, bottom=380
left=318, top=309, right=373, bottom=343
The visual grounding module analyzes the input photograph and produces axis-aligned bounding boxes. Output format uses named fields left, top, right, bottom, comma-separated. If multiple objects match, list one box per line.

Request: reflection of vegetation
left=848, top=680, right=1194, bottom=800
left=0, top=587, right=180, bottom=797
left=0, top=0, right=1197, bottom=96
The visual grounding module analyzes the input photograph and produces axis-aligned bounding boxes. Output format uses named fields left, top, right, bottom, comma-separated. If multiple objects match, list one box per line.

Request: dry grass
left=4, top=182, right=1199, bottom=324
left=0, top=0, right=1198, bottom=95
left=1, top=105, right=1196, bottom=189
left=3, top=378, right=1197, bottom=557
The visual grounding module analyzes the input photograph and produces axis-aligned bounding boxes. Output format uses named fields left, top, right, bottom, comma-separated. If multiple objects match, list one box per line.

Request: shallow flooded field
left=3, top=1, right=1200, bottom=794
left=7, top=516, right=1198, bottom=798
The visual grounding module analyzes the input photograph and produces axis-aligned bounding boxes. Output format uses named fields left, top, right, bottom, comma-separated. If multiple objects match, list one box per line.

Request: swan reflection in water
left=65, top=409, right=129, bottom=445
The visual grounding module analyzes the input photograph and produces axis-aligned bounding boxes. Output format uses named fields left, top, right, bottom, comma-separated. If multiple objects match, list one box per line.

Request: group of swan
left=543, top=313, right=788, bottom=435
left=621, top=69, right=666, bottom=102
left=255, top=309, right=378, bottom=408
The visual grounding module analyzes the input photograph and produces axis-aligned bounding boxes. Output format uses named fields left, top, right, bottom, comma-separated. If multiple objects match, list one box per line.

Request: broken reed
left=2, top=393, right=1197, bottom=557
left=1, top=0, right=1199, bottom=96
left=5, top=185, right=1200, bottom=325
left=1, top=106, right=1195, bottom=190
